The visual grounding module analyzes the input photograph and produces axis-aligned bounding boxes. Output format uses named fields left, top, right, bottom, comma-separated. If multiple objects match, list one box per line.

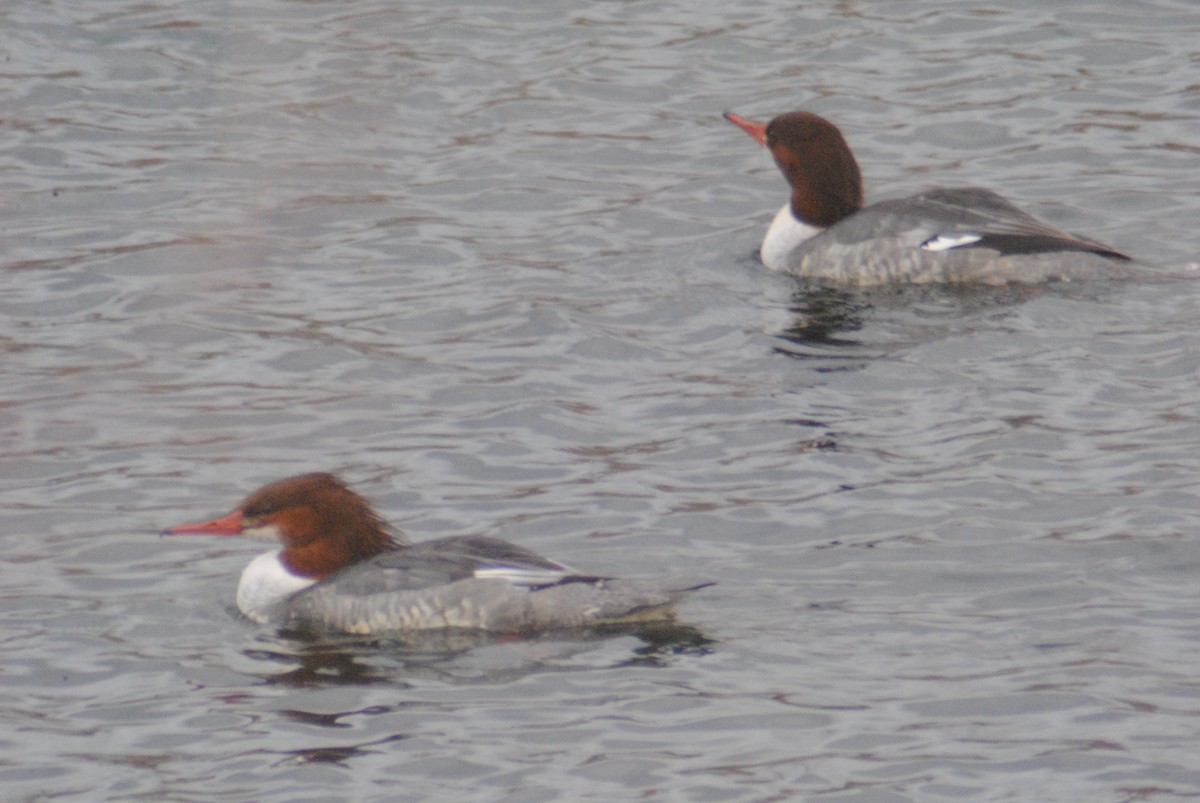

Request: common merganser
left=725, top=109, right=1159, bottom=285
left=164, top=473, right=703, bottom=634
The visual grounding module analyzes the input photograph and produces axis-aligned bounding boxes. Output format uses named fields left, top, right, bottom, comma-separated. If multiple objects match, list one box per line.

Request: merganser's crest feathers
left=725, top=109, right=1157, bottom=285
left=166, top=473, right=706, bottom=634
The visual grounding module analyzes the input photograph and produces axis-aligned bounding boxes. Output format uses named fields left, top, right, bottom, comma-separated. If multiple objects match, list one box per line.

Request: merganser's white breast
left=236, top=550, right=316, bottom=623
left=761, top=202, right=822, bottom=271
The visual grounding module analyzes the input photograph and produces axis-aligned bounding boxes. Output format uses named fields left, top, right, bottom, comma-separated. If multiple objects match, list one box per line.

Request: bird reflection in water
left=245, top=619, right=715, bottom=688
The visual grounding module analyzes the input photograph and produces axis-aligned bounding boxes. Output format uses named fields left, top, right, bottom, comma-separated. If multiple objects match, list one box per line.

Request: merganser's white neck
left=236, top=550, right=317, bottom=623
left=761, top=202, right=822, bottom=271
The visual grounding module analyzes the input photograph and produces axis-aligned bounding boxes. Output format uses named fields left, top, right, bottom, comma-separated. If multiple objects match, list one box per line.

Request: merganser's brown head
left=164, top=473, right=400, bottom=579
left=725, top=110, right=865, bottom=228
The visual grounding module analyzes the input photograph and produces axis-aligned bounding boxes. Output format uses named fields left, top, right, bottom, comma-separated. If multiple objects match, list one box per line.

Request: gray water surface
left=3, top=1, right=1200, bottom=800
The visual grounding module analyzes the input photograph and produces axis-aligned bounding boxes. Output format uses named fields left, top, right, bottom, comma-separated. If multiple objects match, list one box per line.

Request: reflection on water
left=776, top=280, right=1060, bottom=351
left=258, top=733, right=411, bottom=767
left=256, top=620, right=716, bottom=688
left=778, top=285, right=872, bottom=347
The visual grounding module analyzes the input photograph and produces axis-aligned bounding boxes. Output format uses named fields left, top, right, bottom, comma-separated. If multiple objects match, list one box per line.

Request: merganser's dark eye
left=243, top=500, right=281, bottom=518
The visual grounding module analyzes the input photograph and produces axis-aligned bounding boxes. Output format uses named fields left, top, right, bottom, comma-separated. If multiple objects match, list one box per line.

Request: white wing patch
left=921, top=233, right=983, bottom=252
left=473, top=565, right=573, bottom=588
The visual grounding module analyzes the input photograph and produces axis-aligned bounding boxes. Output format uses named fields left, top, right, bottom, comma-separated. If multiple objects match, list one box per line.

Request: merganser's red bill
left=723, top=111, right=767, bottom=146
left=164, top=510, right=244, bottom=536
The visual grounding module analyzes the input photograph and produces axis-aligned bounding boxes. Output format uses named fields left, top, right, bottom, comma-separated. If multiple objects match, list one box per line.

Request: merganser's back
left=725, top=110, right=1161, bottom=285
left=164, top=473, right=704, bottom=634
